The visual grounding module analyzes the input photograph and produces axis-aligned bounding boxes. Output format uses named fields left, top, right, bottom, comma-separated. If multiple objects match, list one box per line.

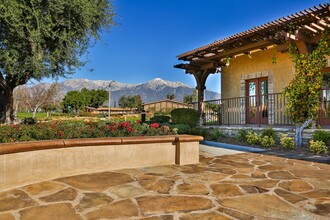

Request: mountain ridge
left=58, top=78, right=220, bottom=105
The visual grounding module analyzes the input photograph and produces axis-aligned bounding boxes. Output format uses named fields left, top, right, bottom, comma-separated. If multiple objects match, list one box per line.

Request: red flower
left=51, top=121, right=59, bottom=129
left=127, top=127, right=134, bottom=133
left=108, top=126, right=116, bottom=131
left=162, top=125, right=170, bottom=131
left=118, top=122, right=130, bottom=128
left=150, top=123, right=160, bottom=129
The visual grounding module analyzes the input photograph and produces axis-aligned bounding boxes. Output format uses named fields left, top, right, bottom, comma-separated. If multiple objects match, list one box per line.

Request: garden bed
left=218, top=136, right=313, bottom=155
left=0, top=135, right=203, bottom=192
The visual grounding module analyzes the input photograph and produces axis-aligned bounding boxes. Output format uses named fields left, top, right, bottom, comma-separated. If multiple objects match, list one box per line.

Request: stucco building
left=175, top=4, right=330, bottom=127
left=143, top=100, right=189, bottom=113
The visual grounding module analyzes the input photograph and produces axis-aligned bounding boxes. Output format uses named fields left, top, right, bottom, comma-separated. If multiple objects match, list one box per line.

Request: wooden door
left=246, top=78, right=268, bottom=125
left=319, top=88, right=330, bottom=127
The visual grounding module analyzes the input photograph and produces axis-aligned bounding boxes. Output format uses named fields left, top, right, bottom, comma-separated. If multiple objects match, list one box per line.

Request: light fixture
left=108, top=80, right=115, bottom=120
left=246, top=52, right=252, bottom=59
left=225, top=58, right=231, bottom=67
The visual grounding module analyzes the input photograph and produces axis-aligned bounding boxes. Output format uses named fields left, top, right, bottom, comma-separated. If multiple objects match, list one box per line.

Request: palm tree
left=166, top=94, right=175, bottom=100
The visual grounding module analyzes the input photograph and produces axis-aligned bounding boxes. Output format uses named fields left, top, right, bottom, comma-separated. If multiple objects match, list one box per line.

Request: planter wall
left=0, top=135, right=203, bottom=192
left=207, top=126, right=324, bottom=145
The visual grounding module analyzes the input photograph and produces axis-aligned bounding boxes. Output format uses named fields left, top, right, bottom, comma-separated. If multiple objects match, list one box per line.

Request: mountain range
left=57, top=78, right=220, bottom=106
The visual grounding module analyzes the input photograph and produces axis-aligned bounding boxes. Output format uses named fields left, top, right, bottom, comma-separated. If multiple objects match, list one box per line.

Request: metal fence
left=197, top=90, right=330, bottom=127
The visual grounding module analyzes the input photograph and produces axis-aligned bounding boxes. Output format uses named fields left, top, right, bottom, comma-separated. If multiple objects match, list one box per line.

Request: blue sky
left=59, top=0, right=324, bottom=92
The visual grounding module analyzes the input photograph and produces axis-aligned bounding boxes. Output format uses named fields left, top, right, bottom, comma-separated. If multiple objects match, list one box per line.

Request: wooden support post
left=197, top=86, right=205, bottom=126
left=175, top=137, right=180, bottom=165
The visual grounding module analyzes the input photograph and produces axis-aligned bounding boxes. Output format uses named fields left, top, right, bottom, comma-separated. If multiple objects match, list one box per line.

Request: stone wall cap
left=0, top=135, right=203, bottom=155
left=0, top=140, right=64, bottom=155
left=63, top=138, right=123, bottom=147
left=175, top=135, right=204, bottom=142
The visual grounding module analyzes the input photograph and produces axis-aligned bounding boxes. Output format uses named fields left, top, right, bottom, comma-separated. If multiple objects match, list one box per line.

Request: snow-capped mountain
left=58, top=78, right=220, bottom=105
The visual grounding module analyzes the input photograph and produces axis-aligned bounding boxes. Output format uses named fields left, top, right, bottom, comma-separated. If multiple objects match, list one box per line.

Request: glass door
left=319, top=73, right=330, bottom=126
left=246, top=77, right=268, bottom=124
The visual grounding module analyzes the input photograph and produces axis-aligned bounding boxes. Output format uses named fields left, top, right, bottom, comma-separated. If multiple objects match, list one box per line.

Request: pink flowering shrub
left=0, top=121, right=176, bottom=143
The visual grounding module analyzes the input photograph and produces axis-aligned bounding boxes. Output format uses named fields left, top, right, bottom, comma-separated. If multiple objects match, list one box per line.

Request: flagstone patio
left=0, top=151, right=329, bottom=220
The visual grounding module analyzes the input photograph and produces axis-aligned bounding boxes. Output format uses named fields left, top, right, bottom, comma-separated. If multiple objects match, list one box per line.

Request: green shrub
left=309, top=140, right=329, bottom=155
left=235, top=129, right=249, bottom=142
left=171, top=108, right=199, bottom=127
left=189, top=127, right=209, bottom=137
left=246, top=131, right=260, bottom=145
left=280, top=134, right=295, bottom=150
left=168, top=124, right=190, bottom=134
left=312, top=130, right=330, bottom=145
left=261, top=127, right=276, bottom=140
left=261, top=135, right=275, bottom=148
left=150, top=115, right=171, bottom=123
left=211, top=129, right=224, bottom=141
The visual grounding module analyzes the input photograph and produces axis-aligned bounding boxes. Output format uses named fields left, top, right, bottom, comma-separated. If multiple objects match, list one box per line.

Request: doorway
left=246, top=77, right=268, bottom=124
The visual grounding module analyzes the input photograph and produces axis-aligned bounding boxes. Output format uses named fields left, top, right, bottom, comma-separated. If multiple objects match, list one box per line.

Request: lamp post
left=108, top=80, right=115, bottom=120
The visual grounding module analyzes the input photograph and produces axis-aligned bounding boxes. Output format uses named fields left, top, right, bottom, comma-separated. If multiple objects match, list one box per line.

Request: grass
left=16, top=112, right=47, bottom=119
left=16, top=112, right=150, bottom=122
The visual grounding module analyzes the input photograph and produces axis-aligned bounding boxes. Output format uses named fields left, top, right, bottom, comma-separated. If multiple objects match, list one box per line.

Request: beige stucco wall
left=144, top=101, right=189, bottom=113
left=178, top=142, right=200, bottom=165
left=0, top=138, right=201, bottom=192
left=221, top=48, right=295, bottom=99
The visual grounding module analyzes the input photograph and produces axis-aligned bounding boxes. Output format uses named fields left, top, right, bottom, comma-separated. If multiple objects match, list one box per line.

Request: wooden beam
left=286, top=32, right=296, bottom=41
left=321, top=67, right=330, bottom=73
left=276, top=43, right=288, bottom=53
left=174, top=63, right=200, bottom=70
left=192, top=57, right=220, bottom=64
left=200, top=62, right=220, bottom=70
left=310, top=33, right=330, bottom=44
left=311, top=22, right=325, bottom=31
left=209, top=40, right=272, bottom=60
left=296, top=40, right=309, bottom=54
left=295, top=30, right=312, bottom=43
left=318, top=19, right=330, bottom=28
left=304, top=24, right=318, bottom=33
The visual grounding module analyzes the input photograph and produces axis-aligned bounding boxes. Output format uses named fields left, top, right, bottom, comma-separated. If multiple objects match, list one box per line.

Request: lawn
left=16, top=112, right=48, bottom=119
left=16, top=112, right=149, bottom=123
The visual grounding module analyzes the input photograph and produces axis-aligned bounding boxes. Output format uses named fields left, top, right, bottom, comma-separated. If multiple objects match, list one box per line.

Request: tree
left=25, top=83, right=61, bottom=118
left=166, top=94, right=175, bottom=100
left=285, top=33, right=330, bottom=146
left=62, top=91, right=86, bottom=113
left=0, top=0, right=116, bottom=123
left=13, top=85, right=29, bottom=115
left=62, top=88, right=108, bottom=112
left=118, top=95, right=143, bottom=111
left=183, top=90, right=198, bottom=103
left=89, top=89, right=108, bottom=108
left=41, top=104, right=58, bottom=118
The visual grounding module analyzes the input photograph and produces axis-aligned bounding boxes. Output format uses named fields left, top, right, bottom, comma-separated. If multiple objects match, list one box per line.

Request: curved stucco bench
left=0, top=135, right=203, bottom=191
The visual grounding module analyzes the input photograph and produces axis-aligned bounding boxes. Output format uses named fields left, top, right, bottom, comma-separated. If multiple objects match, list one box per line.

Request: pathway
left=0, top=149, right=329, bottom=219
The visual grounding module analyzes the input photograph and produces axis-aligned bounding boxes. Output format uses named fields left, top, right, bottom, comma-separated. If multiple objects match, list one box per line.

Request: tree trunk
left=32, top=108, right=37, bottom=118
left=295, top=117, right=313, bottom=147
left=15, top=103, right=18, bottom=118
left=0, top=87, right=15, bottom=124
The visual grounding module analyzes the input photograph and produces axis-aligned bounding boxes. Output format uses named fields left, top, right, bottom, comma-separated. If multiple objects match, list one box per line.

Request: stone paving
left=0, top=152, right=330, bottom=219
